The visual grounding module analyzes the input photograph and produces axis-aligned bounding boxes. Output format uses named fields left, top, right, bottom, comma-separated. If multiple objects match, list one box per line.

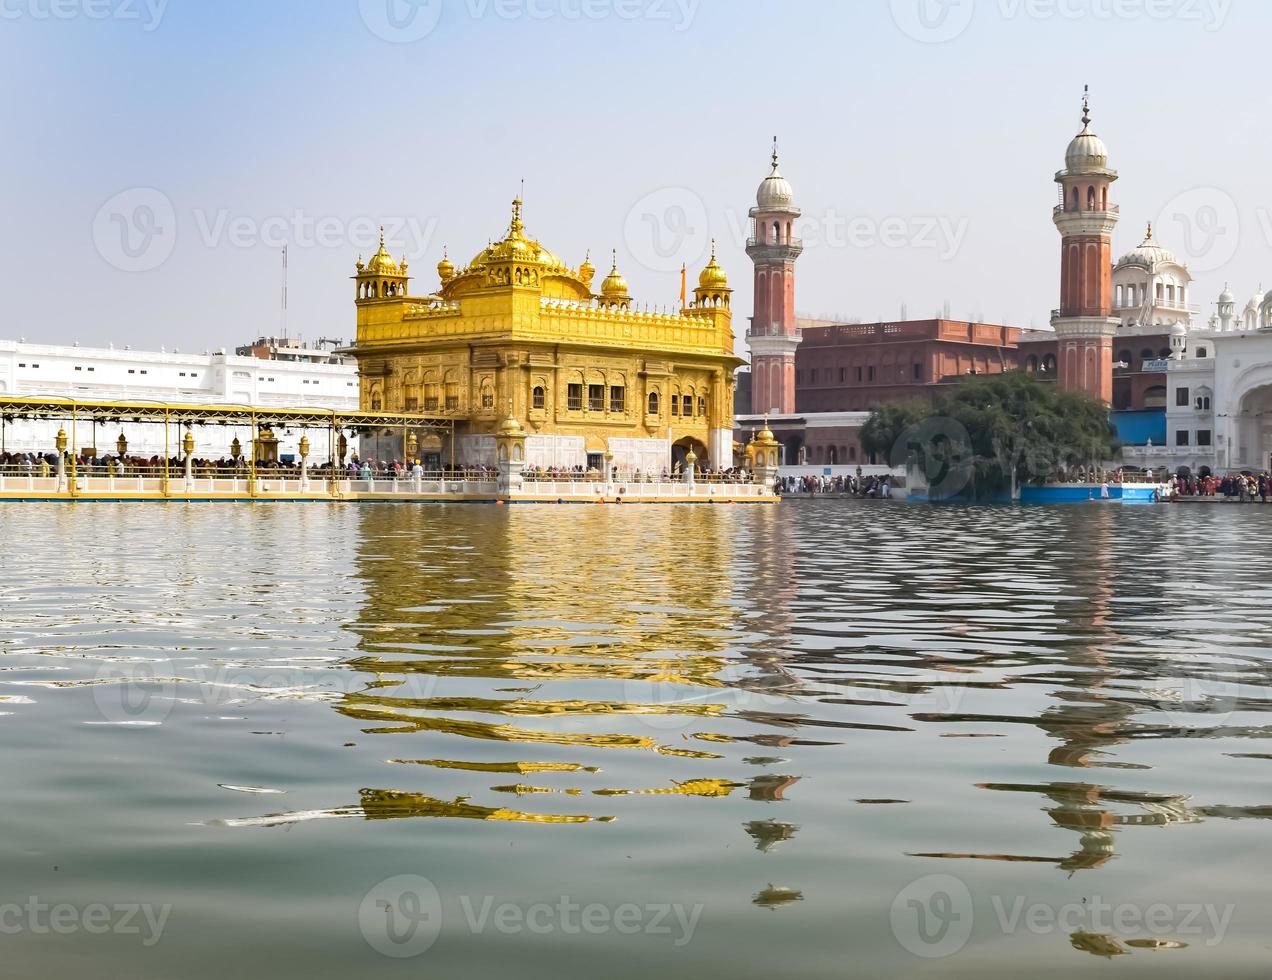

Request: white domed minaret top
left=1243, top=288, right=1264, bottom=331
left=1217, top=284, right=1236, bottom=331
left=1065, top=96, right=1111, bottom=174
left=756, top=141, right=795, bottom=210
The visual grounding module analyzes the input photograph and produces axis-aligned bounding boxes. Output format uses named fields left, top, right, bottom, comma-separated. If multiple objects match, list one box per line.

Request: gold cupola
left=599, top=250, right=631, bottom=308
left=579, top=251, right=596, bottom=289
left=437, top=246, right=455, bottom=283
left=365, top=228, right=400, bottom=275
left=699, top=240, right=729, bottom=290
left=354, top=227, right=411, bottom=302
left=694, top=240, right=731, bottom=309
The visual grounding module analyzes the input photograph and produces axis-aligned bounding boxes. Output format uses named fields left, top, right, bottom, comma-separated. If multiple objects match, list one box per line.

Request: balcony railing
left=746, top=237, right=804, bottom=249
left=1053, top=204, right=1121, bottom=216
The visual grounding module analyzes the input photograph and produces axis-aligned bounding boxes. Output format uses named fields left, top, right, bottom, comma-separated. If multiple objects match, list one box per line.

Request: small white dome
left=1066, top=131, right=1108, bottom=172
left=1116, top=226, right=1178, bottom=271
left=757, top=167, right=793, bottom=209
left=1247, top=291, right=1264, bottom=310
left=1219, top=284, right=1235, bottom=304
left=1170, top=321, right=1188, bottom=337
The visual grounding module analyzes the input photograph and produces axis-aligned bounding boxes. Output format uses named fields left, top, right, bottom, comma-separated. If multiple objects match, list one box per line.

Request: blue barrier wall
left=1112, top=409, right=1167, bottom=447
left=1020, top=485, right=1122, bottom=504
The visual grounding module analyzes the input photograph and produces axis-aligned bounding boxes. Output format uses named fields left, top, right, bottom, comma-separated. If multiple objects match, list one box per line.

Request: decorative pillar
left=495, top=410, right=527, bottom=498
left=299, top=435, right=311, bottom=491
left=683, top=448, right=697, bottom=489
left=183, top=429, right=195, bottom=490
left=752, top=420, right=782, bottom=491
left=55, top=427, right=68, bottom=493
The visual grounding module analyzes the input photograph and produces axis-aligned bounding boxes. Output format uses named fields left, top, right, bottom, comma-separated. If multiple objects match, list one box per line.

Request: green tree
left=861, top=372, right=1119, bottom=499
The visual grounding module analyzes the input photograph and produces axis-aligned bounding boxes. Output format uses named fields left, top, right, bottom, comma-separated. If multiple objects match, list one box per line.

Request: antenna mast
left=281, top=246, right=289, bottom=339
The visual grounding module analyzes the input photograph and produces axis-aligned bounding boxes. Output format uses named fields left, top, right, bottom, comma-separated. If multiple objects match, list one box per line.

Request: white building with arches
left=0, top=337, right=359, bottom=460
left=1126, top=284, right=1272, bottom=475
left=1112, top=224, right=1197, bottom=337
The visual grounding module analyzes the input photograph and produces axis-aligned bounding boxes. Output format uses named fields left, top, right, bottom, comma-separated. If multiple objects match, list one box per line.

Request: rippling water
left=3, top=502, right=1272, bottom=978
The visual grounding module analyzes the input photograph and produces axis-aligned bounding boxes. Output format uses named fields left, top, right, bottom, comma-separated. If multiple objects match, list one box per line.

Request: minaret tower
left=747, top=139, right=803, bottom=416
left=1052, top=88, right=1119, bottom=404
left=1217, top=284, right=1236, bottom=332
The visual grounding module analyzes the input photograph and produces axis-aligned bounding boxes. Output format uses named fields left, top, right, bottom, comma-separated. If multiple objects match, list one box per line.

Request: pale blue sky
left=1, top=0, right=1267, bottom=352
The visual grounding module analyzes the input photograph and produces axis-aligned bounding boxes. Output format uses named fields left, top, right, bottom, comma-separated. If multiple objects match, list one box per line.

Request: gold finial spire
left=379, top=225, right=386, bottom=247
left=1145, top=221, right=1153, bottom=242
left=771, top=135, right=779, bottom=172
left=1081, top=84, right=1091, bottom=130
left=510, top=197, right=524, bottom=237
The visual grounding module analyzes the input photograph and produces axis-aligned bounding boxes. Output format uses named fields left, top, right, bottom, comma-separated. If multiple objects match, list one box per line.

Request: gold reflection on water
left=593, top=779, right=742, bottom=798
left=215, top=788, right=614, bottom=827
left=1070, top=932, right=1129, bottom=958
left=388, top=760, right=600, bottom=774
left=322, top=506, right=770, bottom=821
left=752, top=885, right=804, bottom=910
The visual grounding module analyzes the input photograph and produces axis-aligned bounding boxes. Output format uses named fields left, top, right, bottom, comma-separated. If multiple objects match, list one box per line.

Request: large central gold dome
left=466, top=198, right=566, bottom=271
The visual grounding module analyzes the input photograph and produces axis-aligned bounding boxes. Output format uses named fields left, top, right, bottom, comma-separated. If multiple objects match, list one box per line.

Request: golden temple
left=348, top=198, right=743, bottom=475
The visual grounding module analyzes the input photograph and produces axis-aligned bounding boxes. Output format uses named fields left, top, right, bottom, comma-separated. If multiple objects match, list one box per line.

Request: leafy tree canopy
left=861, top=372, right=1119, bottom=498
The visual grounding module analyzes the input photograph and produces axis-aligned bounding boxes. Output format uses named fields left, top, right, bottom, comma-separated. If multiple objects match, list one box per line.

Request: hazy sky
left=1, top=0, right=1267, bottom=355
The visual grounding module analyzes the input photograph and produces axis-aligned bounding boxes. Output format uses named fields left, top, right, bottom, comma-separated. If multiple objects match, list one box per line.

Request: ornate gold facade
left=348, top=199, right=742, bottom=472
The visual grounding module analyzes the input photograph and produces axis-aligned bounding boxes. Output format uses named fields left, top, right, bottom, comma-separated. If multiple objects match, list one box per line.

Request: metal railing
left=521, top=472, right=754, bottom=485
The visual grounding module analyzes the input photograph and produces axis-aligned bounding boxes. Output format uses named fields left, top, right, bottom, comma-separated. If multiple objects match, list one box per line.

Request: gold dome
left=600, top=251, right=629, bottom=299
left=579, top=251, right=596, bottom=286
left=365, top=228, right=400, bottom=275
left=698, top=240, right=729, bottom=290
left=468, top=198, right=564, bottom=269
left=437, top=247, right=455, bottom=282
left=497, top=414, right=525, bottom=437
left=756, top=416, right=777, bottom=444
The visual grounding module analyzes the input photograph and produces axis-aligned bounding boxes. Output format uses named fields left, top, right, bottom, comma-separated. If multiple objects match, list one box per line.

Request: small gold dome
left=698, top=240, right=729, bottom=290
left=756, top=417, right=777, bottom=444
left=437, top=247, right=455, bottom=282
left=497, top=414, right=525, bottom=437
left=579, top=251, right=596, bottom=286
left=600, top=250, right=629, bottom=299
left=365, top=228, right=400, bottom=275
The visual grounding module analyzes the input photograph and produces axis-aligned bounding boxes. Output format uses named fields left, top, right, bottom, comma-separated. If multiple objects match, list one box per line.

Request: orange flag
left=680, top=263, right=687, bottom=307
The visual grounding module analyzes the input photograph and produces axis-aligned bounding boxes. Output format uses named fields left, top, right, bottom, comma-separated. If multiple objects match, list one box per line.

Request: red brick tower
left=1052, top=88, right=1120, bottom=404
left=746, top=139, right=803, bottom=416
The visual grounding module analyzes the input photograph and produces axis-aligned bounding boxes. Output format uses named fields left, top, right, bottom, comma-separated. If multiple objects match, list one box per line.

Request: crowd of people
left=521, top=465, right=754, bottom=484
left=1166, top=472, right=1272, bottom=502
left=0, top=450, right=501, bottom=482
left=777, top=473, right=893, bottom=498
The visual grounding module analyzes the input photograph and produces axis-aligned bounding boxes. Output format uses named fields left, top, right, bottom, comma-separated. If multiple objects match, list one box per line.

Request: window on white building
left=1198, top=430, right=1212, bottom=447
left=1176, top=430, right=1190, bottom=447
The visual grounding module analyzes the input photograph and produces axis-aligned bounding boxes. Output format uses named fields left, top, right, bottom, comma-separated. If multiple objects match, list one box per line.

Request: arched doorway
left=672, top=437, right=708, bottom=473
left=1235, top=384, right=1272, bottom=472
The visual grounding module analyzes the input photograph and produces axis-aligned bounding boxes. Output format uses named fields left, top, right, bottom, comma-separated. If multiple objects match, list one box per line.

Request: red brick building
left=1017, top=330, right=1176, bottom=410
left=793, top=320, right=1024, bottom=413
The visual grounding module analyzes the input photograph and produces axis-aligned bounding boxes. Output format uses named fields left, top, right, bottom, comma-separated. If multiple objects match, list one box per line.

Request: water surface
left=2, top=502, right=1271, bottom=978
